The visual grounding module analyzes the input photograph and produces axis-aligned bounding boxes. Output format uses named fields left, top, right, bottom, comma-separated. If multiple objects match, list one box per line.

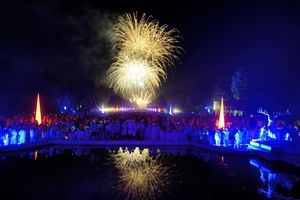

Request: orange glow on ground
left=35, top=94, right=42, bottom=125
left=218, top=97, right=225, bottom=129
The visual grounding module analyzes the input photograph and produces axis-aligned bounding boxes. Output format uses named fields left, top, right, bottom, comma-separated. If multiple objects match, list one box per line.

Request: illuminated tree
left=213, top=81, right=226, bottom=100
left=231, top=67, right=248, bottom=100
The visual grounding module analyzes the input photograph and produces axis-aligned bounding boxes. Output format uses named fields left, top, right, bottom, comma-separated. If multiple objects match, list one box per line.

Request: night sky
left=1, top=0, right=300, bottom=115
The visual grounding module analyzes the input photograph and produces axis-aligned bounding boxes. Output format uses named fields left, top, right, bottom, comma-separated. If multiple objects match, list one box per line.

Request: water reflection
left=0, top=146, right=210, bottom=162
left=109, top=147, right=174, bottom=200
left=5, top=146, right=299, bottom=199
left=0, top=146, right=217, bottom=200
left=250, top=159, right=300, bottom=199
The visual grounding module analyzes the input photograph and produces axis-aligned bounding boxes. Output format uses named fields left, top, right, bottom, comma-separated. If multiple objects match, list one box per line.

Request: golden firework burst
left=107, top=13, right=182, bottom=107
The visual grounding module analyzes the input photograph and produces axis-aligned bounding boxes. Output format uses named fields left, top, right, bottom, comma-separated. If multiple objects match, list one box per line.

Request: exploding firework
left=107, top=55, right=165, bottom=97
left=107, top=12, right=181, bottom=107
left=110, top=147, right=172, bottom=200
left=130, top=91, right=153, bottom=108
left=110, top=13, right=181, bottom=70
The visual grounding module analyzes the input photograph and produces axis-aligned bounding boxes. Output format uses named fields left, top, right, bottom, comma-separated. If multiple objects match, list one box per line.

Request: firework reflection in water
left=110, top=147, right=173, bottom=200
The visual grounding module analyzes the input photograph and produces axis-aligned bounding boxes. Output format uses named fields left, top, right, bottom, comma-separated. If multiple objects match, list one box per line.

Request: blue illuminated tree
left=231, top=67, right=248, bottom=100
left=213, top=84, right=225, bottom=100
left=57, top=94, right=73, bottom=114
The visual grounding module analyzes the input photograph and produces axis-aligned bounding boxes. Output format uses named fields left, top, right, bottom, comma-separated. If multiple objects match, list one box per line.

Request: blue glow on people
left=0, top=105, right=299, bottom=168
left=169, top=105, right=172, bottom=115
left=101, top=104, right=105, bottom=114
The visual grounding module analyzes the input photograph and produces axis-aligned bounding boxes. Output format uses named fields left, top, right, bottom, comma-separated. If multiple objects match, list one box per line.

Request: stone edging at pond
left=0, top=140, right=299, bottom=167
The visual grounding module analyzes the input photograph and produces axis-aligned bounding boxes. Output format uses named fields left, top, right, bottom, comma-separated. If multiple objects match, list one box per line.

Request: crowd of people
left=0, top=111, right=299, bottom=148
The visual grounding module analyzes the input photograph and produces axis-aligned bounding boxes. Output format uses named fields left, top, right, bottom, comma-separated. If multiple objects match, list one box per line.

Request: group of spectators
left=0, top=111, right=299, bottom=147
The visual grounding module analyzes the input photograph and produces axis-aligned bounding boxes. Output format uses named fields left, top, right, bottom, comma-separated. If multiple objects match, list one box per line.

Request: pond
left=0, top=146, right=299, bottom=200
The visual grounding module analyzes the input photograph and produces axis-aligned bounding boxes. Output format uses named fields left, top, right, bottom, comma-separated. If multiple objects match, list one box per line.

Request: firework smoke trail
left=107, top=13, right=181, bottom=106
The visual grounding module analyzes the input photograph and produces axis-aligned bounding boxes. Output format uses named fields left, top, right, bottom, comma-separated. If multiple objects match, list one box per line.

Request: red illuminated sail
left=218, top=97, right=225, bottom=129
left=35, top=94, right=42, bottom=125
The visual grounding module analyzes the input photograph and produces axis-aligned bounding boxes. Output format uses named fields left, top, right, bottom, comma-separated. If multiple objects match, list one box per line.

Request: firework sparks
left=107, top=13, right=181, bottom=107
left=107, top=56, right=165, bottom=97
left=130, top=91, right=153, bottom=108
left=110, top=147, right=172, bottom=200
left=110, top=13, right=180, bottom=69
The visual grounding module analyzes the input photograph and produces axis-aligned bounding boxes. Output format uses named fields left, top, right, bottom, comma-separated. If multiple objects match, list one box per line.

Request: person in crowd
left=18, top=130, right=26, bottom=144
left=234, top=128, right=243, bottom=148
left=215, top=129, right=221, bottom=146
left=223, top=128, right=229, bottom=147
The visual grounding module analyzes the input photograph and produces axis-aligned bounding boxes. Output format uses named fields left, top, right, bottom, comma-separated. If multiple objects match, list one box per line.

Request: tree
left=213, top=79, right=227, bottom=101
left=231, top=67, right=248, bottom=100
